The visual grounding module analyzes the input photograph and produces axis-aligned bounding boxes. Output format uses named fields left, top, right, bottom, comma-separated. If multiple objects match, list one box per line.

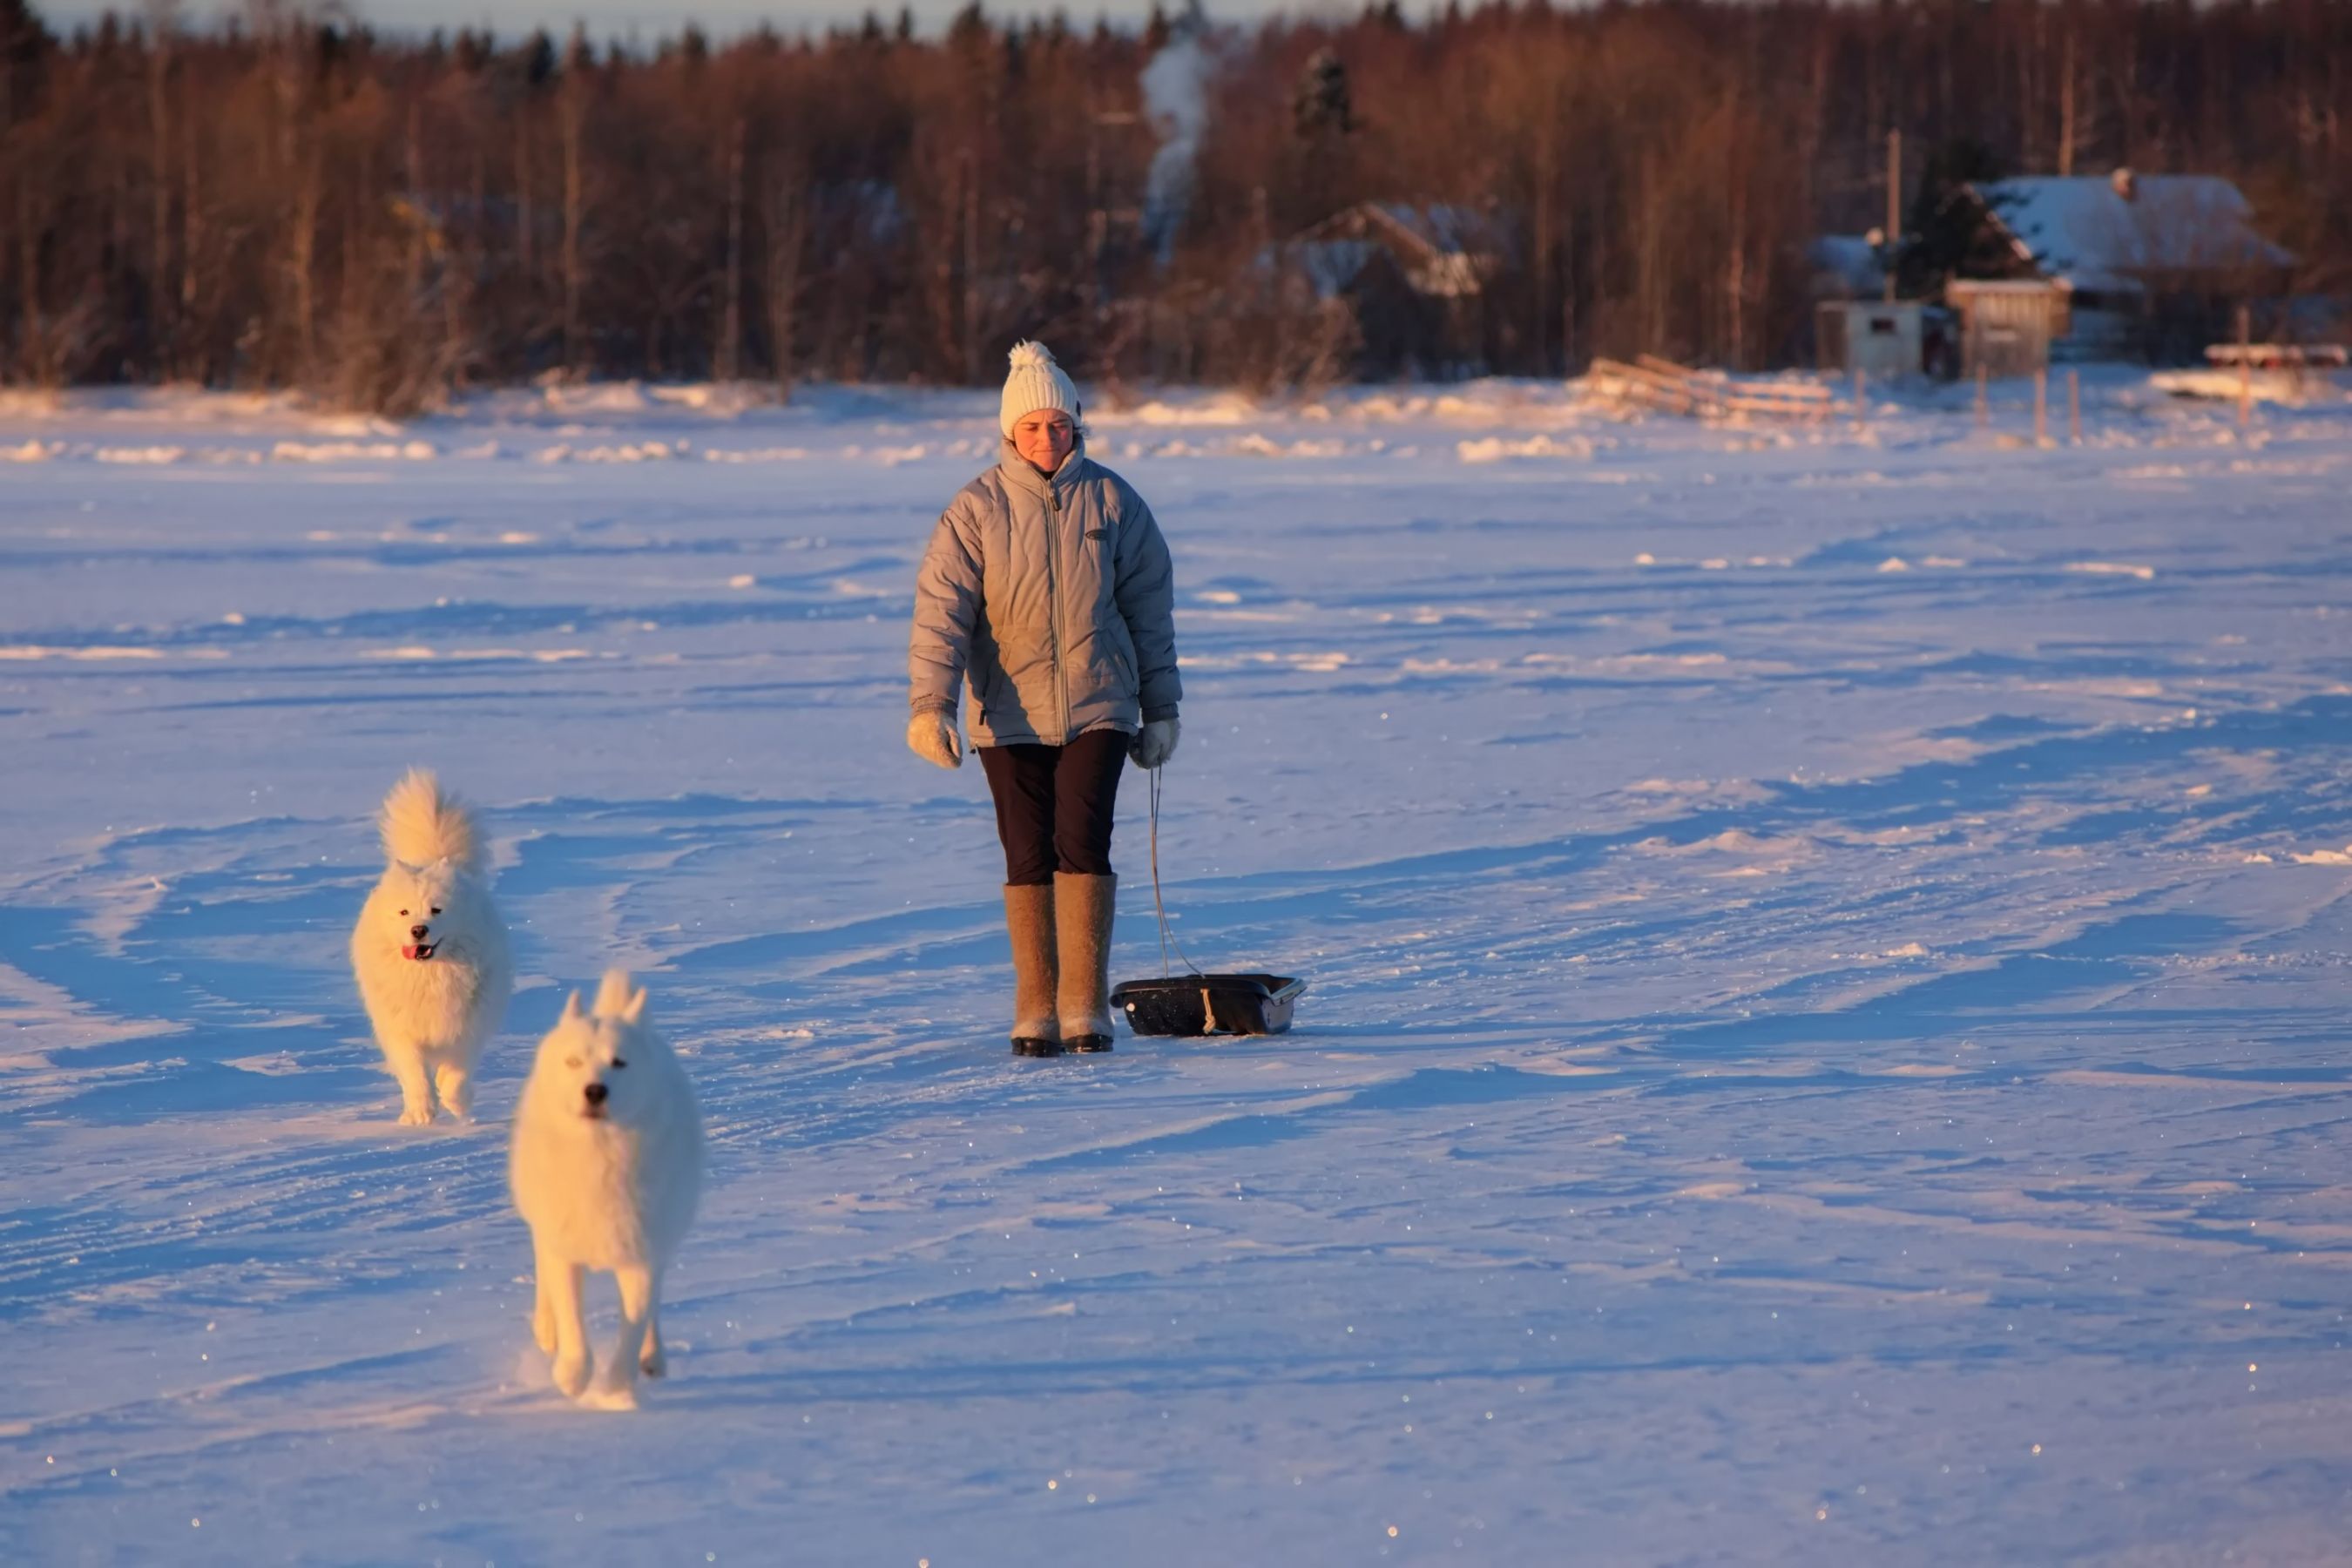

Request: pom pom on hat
left=1001, top=339, right=1081, bottom=437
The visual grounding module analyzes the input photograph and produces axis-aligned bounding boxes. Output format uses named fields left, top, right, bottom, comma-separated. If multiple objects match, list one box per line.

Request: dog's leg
left=388, top=1044, right=435, bottom=1126
left=640, top=1288, right=666, bottom=1378
left=432, top=1058, right=474, bottom=1122
left=530, top=1239, right=558, bottom=1355
left=546, top=1258, right=592, bottom=1399
left=585, top=1264, right=655, bottom=1411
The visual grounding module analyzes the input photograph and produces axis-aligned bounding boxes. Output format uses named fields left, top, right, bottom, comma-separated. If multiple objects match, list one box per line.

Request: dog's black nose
left=584, top=1083, right=609, bottom=1106
left=409, top=923, right=430, bottom=941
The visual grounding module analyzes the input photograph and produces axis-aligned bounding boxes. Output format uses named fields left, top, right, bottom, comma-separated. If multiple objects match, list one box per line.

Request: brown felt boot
left=1004, top=882, right=1063, bottom=1057
left=1055, top=872, right=1117, bottom=1052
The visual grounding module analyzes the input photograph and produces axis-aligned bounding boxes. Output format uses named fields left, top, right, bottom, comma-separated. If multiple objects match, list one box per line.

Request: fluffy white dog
left=510, top=972, right=705, bottom=1410
left=349, top=769, right=513, bottom=1125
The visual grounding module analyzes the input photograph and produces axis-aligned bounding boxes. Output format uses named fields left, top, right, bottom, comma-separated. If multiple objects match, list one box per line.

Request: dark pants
left=977, top=730, right=1128, bottom=885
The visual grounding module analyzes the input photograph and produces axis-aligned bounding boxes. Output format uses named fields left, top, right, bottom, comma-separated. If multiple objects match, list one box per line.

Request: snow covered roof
left=1290, top=238, right=1380, bottom=301
left=1808, top=234, right=1887, bottom=298
left=1970, top=174, right=2295, bottom=294
left=1362, top=203, right=1493, bottom=261
left=1288, top=203, right=1501, bottom=298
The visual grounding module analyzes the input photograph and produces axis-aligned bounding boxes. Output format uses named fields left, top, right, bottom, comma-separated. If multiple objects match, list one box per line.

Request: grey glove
left=1129, top=716, right=1180, bottom=769
left=907, top=711, right=963, bottom=769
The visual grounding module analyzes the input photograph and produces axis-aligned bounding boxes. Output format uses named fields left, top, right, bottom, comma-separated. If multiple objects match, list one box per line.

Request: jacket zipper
left=1046, top=484, right=1070, bottom=743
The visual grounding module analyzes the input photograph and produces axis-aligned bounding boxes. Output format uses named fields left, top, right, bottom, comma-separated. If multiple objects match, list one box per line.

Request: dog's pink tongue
left=402, top=943, right=421, bottom=960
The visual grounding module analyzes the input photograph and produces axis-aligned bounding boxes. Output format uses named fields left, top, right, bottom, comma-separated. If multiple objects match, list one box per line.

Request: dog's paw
left=578, top=1382, right=639, bottom=1414
left=395, top=1104, right=435, bottom=1127
left=639, top=1345, right=666, bottom=1379
left=551, top=1351, right=592, bottom=1399
left=532, top=1306, right=556, bottom=1355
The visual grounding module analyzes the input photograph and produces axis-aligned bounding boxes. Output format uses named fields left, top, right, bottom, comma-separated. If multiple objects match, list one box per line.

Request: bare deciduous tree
left=0, top=0, right=2341, bottom=408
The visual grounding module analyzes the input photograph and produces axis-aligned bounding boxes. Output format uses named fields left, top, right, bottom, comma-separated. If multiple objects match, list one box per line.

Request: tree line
left=1, top=0, right=2345, bottom=409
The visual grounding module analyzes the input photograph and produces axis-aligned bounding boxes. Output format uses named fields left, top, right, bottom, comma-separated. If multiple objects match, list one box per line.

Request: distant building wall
left=1815, top=301, right=1925, bottom=379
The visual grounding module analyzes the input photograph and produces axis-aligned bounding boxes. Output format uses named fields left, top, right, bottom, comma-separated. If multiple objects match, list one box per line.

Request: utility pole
left=1884, top=128, right=1901, bottom=303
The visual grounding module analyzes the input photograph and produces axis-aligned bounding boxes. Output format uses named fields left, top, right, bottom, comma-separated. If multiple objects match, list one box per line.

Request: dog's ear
left=620, top=984, right=649, bottom=1025
left=593, top=969, right=635, bottom=1017
left=559, top=990, right=585, bottom=1024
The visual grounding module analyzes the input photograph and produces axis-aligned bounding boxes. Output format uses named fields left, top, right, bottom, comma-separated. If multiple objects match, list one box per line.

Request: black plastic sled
left=1112, top=974, right=1308, bottom=1037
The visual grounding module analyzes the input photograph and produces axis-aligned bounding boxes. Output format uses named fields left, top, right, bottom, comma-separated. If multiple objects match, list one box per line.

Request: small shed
left=1944, top=279, right=2070, bottom=378
left=1816, top=300, right=1928, bottom=380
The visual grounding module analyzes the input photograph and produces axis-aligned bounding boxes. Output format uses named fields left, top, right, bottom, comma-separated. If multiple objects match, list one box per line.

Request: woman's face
left=1011, top=409, right=1075, bottom=473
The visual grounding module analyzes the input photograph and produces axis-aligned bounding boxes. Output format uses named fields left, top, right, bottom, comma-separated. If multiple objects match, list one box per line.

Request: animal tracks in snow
left=4, top=381, right=2352, bottom=1562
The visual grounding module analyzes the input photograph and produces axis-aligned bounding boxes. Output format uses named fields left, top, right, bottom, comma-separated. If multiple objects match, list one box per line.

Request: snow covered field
left=4, top=372, right=2351, bottom=1564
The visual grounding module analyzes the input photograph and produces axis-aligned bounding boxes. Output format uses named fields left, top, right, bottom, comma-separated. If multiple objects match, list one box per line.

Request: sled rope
left=1147, top=765, right=1203, bottom=981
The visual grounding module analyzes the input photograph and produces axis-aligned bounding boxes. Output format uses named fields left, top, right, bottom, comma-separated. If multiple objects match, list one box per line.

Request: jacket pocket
left=970, top=652, right=1003, bottom=720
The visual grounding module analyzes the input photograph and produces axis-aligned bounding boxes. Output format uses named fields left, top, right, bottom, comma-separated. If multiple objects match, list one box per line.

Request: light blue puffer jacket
left=909, top=438, right=1181, bottom=747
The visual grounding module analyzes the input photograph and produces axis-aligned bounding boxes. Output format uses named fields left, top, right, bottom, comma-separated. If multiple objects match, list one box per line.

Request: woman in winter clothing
left=907, top=341, right=1183, bottom=1057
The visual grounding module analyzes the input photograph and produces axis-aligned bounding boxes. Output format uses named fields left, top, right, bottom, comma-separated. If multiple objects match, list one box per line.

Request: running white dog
left=510, top=972, right=705, bottom=1410
left=349, top=769, right=513, bottom=1125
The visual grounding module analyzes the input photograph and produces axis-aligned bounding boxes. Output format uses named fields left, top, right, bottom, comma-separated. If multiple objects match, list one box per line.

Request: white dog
left=349, top=769, right=513, bottom=1125
left=510, top=972, right=705, bottom=1410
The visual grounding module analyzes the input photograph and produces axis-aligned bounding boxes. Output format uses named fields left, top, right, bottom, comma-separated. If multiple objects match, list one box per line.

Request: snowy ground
left=3, top=370, right=2350, bottom=1565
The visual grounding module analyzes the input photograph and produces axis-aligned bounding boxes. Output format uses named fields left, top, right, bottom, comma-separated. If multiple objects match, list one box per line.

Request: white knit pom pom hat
left=999, top=340, right=1081, bottom=438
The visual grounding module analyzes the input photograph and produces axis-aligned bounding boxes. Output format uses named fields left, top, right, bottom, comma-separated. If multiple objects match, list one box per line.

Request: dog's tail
left=593, top=969, right=649, bottom=1024
left=379, top=768, right=484, bottom=872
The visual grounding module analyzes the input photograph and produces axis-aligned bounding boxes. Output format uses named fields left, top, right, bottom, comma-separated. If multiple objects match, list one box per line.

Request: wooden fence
left=1586, top=356, right=1842, bottom=422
